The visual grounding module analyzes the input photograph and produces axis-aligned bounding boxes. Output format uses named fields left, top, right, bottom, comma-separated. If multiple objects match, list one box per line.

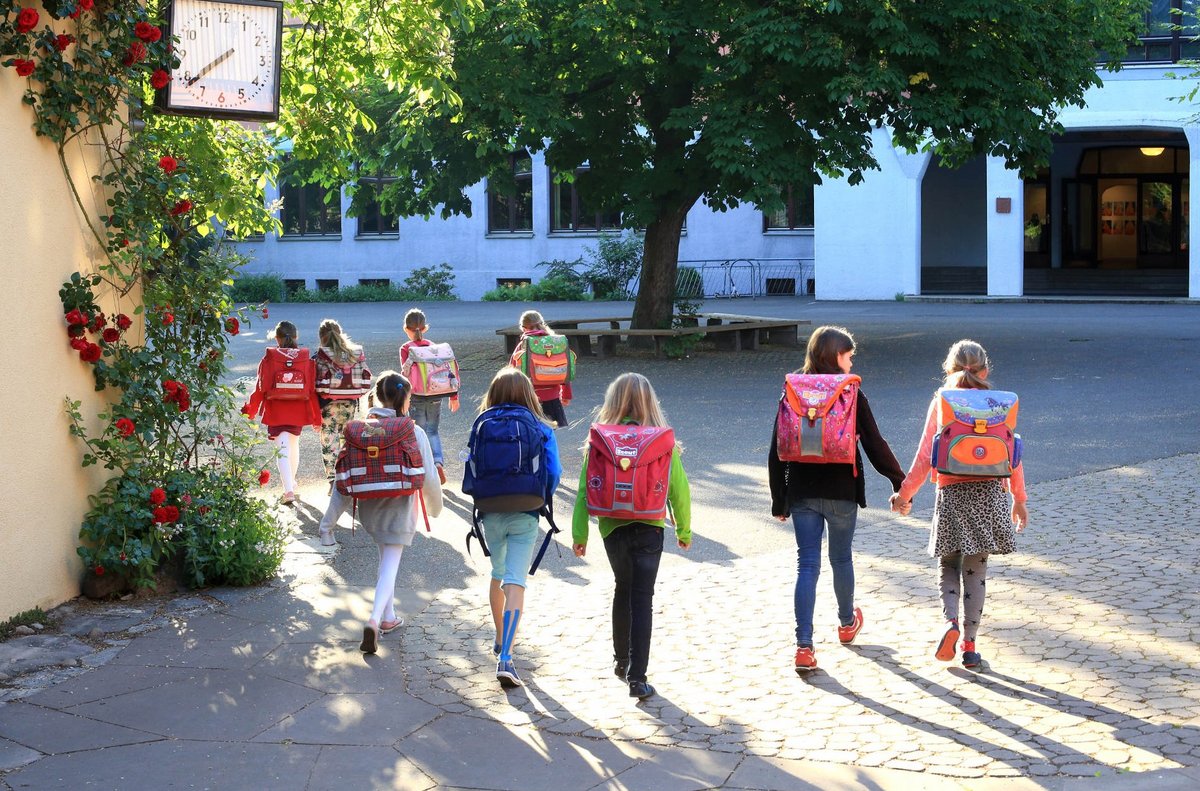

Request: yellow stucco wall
left=0, top=78, right=135, bottom=620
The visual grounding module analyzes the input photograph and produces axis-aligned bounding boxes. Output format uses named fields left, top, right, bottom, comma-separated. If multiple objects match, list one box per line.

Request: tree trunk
left=631, top=204, right=691, bottom=330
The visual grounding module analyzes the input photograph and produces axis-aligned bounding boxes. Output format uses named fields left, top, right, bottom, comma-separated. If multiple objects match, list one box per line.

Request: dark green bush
left=482, top=276, right=593, bottom=302
left=229, top=273, right=285, bottom=303
left=403, top=263, right=457, bottom=300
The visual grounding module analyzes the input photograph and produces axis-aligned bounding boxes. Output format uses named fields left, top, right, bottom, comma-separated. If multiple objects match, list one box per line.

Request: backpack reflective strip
left=348, top=481, right=418, bottom=493
left=274, top=382, right=306, bottom=389
left=382, top=464, right=425, bottom=475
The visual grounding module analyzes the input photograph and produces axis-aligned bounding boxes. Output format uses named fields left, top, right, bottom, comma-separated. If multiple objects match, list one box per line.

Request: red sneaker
left=935, top=620, right=960, bottom=661
left=794, top=646, right=817, bottom=674
left=838, top=607, right=864, bottom=644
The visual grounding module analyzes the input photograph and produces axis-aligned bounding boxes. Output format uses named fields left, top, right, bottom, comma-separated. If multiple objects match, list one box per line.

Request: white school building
left=236, top=19, right=1200, bottom=302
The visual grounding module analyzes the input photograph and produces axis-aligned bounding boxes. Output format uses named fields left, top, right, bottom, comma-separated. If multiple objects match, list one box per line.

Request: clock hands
left=186, top=48, right=235, bottom=86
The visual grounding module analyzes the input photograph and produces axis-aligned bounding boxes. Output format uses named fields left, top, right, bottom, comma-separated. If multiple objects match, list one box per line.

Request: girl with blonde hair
left=314, top=319, right=369, bottom=505
left=509, top=310, right=572, bottom=427
left=572, top=373, right=691, bottom=700
left=891, top=339, right=1029, bottom=670
left=464, top=367, right=561, bottom=688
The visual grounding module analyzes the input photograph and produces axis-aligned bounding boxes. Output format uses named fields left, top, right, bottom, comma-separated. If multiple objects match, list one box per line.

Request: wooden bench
left=497, top=314, right=810, bottom=357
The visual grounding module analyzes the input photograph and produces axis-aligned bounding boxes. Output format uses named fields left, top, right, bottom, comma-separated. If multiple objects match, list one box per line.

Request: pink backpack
left=775, top=374, right=861, bottom=472
left=585, top=424, right=676, bottom=521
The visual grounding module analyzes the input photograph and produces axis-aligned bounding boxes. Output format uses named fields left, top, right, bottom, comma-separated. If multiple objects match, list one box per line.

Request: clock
left=156, top=0, right=283, bottom=121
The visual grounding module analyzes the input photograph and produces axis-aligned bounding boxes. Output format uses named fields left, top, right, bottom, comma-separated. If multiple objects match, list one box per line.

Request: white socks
left=371, top=545, right=405, bottom=624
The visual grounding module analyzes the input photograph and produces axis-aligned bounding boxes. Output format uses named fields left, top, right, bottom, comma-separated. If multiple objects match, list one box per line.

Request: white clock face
left=168, top=0, right=281, bottom=117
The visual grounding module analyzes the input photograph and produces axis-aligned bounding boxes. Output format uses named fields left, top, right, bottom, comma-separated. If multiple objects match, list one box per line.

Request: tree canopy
left=348, top=0, right=1143, bottom=326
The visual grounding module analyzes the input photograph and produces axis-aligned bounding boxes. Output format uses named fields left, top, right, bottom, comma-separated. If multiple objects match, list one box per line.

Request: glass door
left=1139, top=179, right=1180, bottom=267
left=1060, top=178, right=1097, bottom=266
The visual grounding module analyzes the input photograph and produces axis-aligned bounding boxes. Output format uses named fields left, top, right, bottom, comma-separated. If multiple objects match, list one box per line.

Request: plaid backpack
left=585, top=424, right=676, bottom=521
left=775, top=373, right=861, bottom=473
left=931, top=389, right=1022, bottom=477
left=404, top=342, right=461, bottom=396
left=519, top=334, right=576, bottom=387
left=335, top=416, right=426, bottom=499
left=314, top=347, right=372, bottom=399
left=262, top=347, right=313, bottom=401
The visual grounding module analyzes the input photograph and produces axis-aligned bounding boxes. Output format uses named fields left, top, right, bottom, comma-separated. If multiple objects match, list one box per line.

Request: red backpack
left=262, top=348, right=313, bottom=401
left=335, top=416, right=425, bottom=499
left=775, top=373, right=861, bottom=473
left=315, top=347, right=372, bottom=399
left=585, top=424, right=675, bottom=520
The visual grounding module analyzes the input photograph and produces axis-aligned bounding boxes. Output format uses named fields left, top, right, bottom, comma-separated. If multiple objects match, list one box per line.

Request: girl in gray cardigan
left=319, top=371, right=443, bottom=653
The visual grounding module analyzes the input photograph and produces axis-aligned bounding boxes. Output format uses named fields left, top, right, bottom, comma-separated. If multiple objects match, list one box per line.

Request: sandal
left=379, top=618, right=404, bottom=634
left=281, top=491, right=296, bottom=505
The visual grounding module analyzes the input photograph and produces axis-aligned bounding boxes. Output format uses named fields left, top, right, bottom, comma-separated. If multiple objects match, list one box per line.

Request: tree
left=354, top=0, right=1142, bottom=328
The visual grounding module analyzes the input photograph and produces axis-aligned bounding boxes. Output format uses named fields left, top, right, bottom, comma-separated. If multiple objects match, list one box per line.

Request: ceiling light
left=1140, top=147, right=1166, bottom=157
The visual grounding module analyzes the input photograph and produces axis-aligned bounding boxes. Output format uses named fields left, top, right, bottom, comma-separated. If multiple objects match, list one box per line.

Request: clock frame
left=155, top=0, right=283, bottom=122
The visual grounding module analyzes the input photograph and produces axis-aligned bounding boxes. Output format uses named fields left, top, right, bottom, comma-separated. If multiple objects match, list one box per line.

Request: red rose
left=170, top=199, right=192, bottom=216
left=165, top=505, right=179, bottom=521
left=13, top=58, right=35, bottom=77
left=198, top=505, right=211, bottom=516
left=91, top=313, right=107, bottom=331
left=16, top=8, right=39, bottom=33
left=54, top=34, right=74, bottom=51
left=115, top=417, right=135, bottom=436
left=225, top=317, right=240, bottom=336
left=122, top=41, right=147, bottom=67
left=158, top=155, right=178, bottom=173
left=116, top=313, right=132, bottom=330
left=162, top=379, right=179, bottom=395
left=94, top=565, right=104, bottom=576
left=79, top=343, right=102, bottom=363
left=181, top=494, right=192, bottom=505
left=119, top=552, right=126, bottom=561
left=150, top=69, right=170, bottom=89
left=162, top=311, right=174, bottom=325
left=152, top=506, right=169, bottom=523
left=69, top=337, right=88, bottom=351
left=65, top=308, right=85, bottom=325
left=176, top=388, right=191, bottom=412
left=261, top=307, right=269, bottom=319
left=150, top=487, right=167, bottom=505
left=102, top=327, right=120, bottom=343
left=258, top=469, right=270, bottom=486
left=134, top=21, right=157, bottom=41
left=80, top=0, right=94, bottom=9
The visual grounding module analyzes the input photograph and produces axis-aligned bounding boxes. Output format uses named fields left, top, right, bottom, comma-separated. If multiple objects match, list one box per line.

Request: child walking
left=464, top=367, right=561, bottom=688
left=242, top=320, right=322, bottom=504
left=399, top=308, right=459, bottom=484
left=509, top=310, right=572, bottom=428
left=768, top=326, right=905, bottom=673
left=318, top=371, right=444, bottom=651
left=314, top=319, right=371, bottom=503
left=572, top=373, right=691, bottom=700
left=890, top=339, right=1028, bottom=669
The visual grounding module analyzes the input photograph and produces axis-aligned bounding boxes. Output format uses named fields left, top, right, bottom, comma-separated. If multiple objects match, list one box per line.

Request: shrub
left=228, top=273, right=285, bottom=303
left=403, top=263, right=457, bottom=299
left=482, top=276, right=592, bottom=302
left=584, top=232, right=643, bottom=299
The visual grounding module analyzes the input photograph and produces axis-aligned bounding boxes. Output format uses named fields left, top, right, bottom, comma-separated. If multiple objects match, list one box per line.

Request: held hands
left=677, top=539, right=690, bottom=551
left=1012, top=502, right=1029, bottom=533
left=572, top=543, right=586, bottom=557
left=889, top=493, right=913, bottom=516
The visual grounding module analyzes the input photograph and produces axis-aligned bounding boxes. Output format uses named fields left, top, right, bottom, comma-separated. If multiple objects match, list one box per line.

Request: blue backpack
left=462, top=405, right=560, bottom=574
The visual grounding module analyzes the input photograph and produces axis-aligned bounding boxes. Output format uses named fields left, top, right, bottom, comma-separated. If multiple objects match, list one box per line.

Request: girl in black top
left=768, top=326, right=905, bottom=673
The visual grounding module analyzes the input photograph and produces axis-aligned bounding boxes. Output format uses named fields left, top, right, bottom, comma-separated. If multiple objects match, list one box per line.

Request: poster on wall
left=1102, top=201, right=1113, bottom=217
left=1124, top=201, right=1136, bottom=216
left=1102, top=219, right=1114, bottom=235
left=1114, top=201, right=1125, bottom=217
left=1124, top=219, right=1136, bottom=235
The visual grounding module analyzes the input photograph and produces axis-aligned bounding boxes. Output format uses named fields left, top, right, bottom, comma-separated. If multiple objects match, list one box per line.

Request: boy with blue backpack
left=462, top=367, right=562, bottom=689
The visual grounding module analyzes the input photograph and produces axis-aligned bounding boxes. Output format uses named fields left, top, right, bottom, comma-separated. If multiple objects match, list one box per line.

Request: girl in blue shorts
left=472, top=367, right=561, bottom=688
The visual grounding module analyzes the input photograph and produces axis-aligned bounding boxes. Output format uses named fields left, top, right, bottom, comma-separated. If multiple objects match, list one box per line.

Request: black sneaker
left=628, top=680, right=655, bottom=699
left=613, top=661, right=627, bottom=681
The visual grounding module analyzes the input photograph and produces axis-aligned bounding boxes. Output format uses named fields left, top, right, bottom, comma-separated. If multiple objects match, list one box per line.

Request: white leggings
left=371, top=545, right=405, bottom=624
left=274, top=433, right=301, bottom=493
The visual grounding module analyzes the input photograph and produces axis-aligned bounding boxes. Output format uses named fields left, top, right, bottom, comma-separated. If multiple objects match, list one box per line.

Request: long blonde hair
left=942, top=339, right=991, bottom=390
left=519, top=310, right=548, bottom=333
left=404, top=308, right=427, bottom=342
left=596, top=372, right=670, bottom=427
left=318, top=319, right=359, bottom=365
left=480, top=367, right=551, bottom=424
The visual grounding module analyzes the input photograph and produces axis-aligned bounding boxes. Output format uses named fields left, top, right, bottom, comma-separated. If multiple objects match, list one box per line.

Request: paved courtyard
left=1, top=300, right=1198, bottom=789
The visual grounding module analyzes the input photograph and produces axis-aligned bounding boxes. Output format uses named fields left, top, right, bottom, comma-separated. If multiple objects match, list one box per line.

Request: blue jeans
left=408, top=395, right=443, bottom=464
left=791, top=498, right=859, bottom=647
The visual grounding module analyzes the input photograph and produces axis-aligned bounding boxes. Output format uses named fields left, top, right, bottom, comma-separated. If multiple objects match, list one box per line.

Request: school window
left=763, top=183, right=815, bottom=231
left=281, top=179, right=342, bottom=237
left=487, top=152, right=534, bottom=234
left=550, top=167, right=622, bottom=232
left=1118, top=0, right=1200, bottom=63
left=355, top=177, right=399, bottom=237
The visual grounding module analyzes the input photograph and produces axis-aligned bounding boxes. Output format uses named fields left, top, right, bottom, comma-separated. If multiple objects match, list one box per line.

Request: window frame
left=1118, top=0, right=1198, bottom=64
left=762, top=183, right=815, bottom=233
left=280, top=178, right=342, bottom=239
left=548, top=165, right=623, bottom=234
left=354, top=176, right=399, bottom=238
left=487, top=152, right=535, bottom=235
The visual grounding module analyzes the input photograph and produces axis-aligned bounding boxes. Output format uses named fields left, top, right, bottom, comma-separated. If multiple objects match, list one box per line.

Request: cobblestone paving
left=396, top=453, right=1200, bottom=780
